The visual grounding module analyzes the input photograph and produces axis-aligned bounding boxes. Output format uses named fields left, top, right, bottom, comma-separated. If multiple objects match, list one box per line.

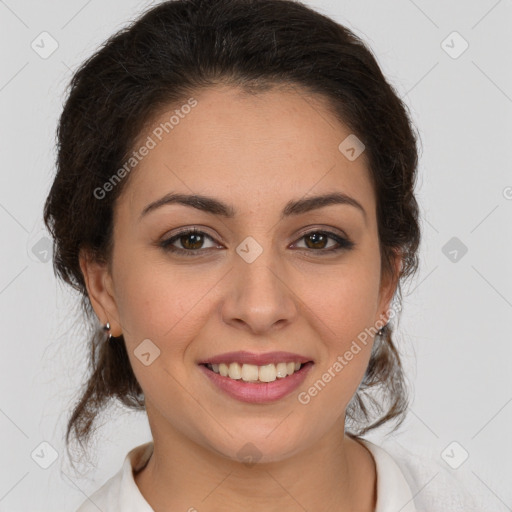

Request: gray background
left=0, top=0, right=511, bottom=510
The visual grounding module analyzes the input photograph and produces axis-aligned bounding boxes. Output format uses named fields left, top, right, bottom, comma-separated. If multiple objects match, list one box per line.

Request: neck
left=134, top=413, right=376, bottom=512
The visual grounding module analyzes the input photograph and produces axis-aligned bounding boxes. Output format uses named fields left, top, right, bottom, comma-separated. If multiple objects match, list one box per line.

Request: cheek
left=114, top=262, right=207, bottom=402
left=298, top=299, right=375, bottom=420
left=113, top=254, right=219, bottom=351
left=294, top=262, right=379, bottom=399
left=298, top=258, right=381, bottom=341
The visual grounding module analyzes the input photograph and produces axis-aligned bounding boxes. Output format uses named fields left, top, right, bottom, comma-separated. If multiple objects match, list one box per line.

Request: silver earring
left=103, top=322, right=112, bottom=340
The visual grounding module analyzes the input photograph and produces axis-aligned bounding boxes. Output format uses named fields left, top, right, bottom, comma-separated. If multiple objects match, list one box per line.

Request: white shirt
left=75, top=438, right=478, bottom=511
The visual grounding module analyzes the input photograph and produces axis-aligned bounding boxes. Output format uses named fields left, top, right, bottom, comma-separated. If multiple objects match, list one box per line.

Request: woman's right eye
left=159, top=228, right=218, bottom=256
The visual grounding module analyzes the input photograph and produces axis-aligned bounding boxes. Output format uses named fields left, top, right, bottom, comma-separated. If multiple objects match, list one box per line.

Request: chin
left=205, top=428, right=308, bottom=466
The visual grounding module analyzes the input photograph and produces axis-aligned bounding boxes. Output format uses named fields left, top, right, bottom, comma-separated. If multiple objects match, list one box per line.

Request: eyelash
left=159, top=228, right=355, bottom=256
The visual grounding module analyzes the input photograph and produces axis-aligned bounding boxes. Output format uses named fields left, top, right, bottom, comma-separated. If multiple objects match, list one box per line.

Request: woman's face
left=82, top=84, right=399, bottom=462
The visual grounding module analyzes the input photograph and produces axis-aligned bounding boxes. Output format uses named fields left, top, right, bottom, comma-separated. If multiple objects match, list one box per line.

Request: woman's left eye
left=293, top=231, right=354, bottom=252
left=159, top=228, right=354, bottom=256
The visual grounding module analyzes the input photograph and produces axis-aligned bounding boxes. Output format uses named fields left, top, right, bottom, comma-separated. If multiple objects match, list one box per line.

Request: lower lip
left=199, top=362, right=314, bottom=404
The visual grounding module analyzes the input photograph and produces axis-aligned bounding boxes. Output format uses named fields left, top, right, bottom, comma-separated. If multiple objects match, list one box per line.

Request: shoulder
left=361, top=436, right=481, bottom=512
left=75, top=471, right=123, bottom=512
left=75, top=442, right=154, bottom=512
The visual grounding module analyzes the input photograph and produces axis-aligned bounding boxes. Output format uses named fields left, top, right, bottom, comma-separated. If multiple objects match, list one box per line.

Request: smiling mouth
left=201, top=361, right=313, bottom=384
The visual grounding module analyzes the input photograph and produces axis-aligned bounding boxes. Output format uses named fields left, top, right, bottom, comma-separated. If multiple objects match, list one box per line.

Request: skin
left=80, top=84, right=401, bottom=512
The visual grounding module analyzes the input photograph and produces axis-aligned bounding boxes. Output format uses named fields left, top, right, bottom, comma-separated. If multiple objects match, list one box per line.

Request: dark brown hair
left=43, top=0, right=421, bottom=466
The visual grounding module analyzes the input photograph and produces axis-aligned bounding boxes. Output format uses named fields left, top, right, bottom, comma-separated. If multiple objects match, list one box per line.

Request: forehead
left=118, top=84, right=375, bottom=222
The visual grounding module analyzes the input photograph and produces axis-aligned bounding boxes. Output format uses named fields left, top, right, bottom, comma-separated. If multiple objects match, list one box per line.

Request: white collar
left=359, top=438, right=417, bottom=511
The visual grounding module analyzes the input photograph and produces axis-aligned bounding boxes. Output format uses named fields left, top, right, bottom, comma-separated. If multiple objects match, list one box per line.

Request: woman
left=43, top=0, right=477, bottom=510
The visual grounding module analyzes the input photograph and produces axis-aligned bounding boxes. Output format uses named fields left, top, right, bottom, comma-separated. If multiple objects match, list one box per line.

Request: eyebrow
left=139, top=191, right=367, bottom=224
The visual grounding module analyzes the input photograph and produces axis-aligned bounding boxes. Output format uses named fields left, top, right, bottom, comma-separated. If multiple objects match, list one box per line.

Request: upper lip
left=198, top=351, right=313, bottom=366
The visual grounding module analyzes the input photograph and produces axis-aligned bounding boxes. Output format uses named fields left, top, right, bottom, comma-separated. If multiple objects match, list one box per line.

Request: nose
left=221, top=250, right=299, bottom=335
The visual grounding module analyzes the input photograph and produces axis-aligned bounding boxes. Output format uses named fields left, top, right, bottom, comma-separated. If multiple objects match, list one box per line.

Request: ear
left=79, top=248, right=122, bottom=337
left=375, top=248, right=402, bottom=327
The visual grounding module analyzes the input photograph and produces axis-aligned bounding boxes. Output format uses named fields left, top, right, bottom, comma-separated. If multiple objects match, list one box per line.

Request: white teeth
left=259, top=364, right=276, bottom=382
left=241, top=364, right=259, bottom=382
left=275, top=362, right=288, bottom=378
left=228, top=362, right=242, bottom=380
left=209, top=361, right=305, bottom=383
